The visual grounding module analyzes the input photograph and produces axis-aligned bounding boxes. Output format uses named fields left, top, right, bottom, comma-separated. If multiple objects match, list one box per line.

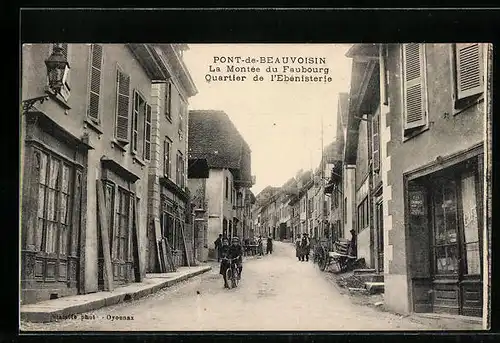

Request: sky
left=183, top=44, right=352, bottom=195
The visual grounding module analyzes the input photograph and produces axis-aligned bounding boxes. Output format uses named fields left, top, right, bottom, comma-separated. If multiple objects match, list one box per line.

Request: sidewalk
left=20, top=265, right=211, bottom=323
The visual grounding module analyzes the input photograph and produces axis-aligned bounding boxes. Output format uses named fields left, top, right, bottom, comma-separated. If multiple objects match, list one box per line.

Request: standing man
left=214, top=234, right=223, bottom=262
left=266, top=235, right=273, bottom=255
left=257, top=235, right=264, bottom=256
left=301, top=233, right=310, bottom=262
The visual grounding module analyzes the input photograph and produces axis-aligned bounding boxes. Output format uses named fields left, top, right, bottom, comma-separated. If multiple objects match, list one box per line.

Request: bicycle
left=222, top=256, right=241, bottom=289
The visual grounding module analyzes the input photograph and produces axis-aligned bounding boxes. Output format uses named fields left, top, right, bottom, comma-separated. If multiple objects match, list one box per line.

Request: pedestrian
left=348, top=229, right=357, bottom=258
left=295, top=236, right=302, bottom=261
left=266, top=235, right=273, bottom=254
left=257, top=235, right=264, bottom=256
left=301, top=233, right=310, bottom=262
left=214, top=234, right=222, bottom=262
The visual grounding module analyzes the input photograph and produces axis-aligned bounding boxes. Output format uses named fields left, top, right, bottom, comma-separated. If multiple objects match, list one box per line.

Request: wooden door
left=112, top=188, right=132, bottom=285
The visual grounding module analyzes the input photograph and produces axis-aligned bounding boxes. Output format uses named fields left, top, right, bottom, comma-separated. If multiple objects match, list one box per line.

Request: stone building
left=146, top=44, right=198, bottom=271
left=21, top=43, right=168, bottom=304
left=344, top=43, right=490, bottom=319
left=187, top=110, right=253, bottom=259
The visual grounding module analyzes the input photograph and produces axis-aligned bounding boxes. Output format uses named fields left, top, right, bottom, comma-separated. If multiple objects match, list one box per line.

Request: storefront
left=408, top=146, right=484, bottom=317
left=21, top=112, right=90, bottom=304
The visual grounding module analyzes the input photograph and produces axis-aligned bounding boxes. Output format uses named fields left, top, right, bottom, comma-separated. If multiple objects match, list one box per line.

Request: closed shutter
left=403, top=44, right=427, bottom=130
left=88, top=44, right=103, bottom=121
left=372, top=114, right=380, bottom=171
left=115, top=70, right=130, bottom=143
left=144, top=104, right=152, bottom=161
left=131, top=92, right=139, bottom=152
left=456, top=43, right=483, bottom=100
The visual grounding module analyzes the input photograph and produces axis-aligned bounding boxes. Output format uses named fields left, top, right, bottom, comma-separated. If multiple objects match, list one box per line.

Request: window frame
left=163, top=136, right=172, bottom=179
left=401, top=43, right=430, bottom=142
left=144, top=103, right=152, bottom=161
left=165, top=81, right=172, bottom=122
left=114, top=64, right=131, bottom=145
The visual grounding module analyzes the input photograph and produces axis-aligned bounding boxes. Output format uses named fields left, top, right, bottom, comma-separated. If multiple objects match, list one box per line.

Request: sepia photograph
left=19, top=40, right=492, bottom=332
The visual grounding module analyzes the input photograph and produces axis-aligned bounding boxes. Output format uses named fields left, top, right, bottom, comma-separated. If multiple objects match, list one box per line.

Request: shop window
left=461, top=173, right=481, bottom=275
left=433, top=179, right=459, bottom=274
left=357, top=197, right=369, bottom=233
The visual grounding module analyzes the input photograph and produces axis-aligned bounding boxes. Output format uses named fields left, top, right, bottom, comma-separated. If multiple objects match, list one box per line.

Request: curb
left=21, top=266, right=211, bottom=323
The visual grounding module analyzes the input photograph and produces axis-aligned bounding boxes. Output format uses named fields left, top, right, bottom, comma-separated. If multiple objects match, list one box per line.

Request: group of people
left=295, top=232, right=311, bottom=262
left=213, top=233, right=274, bottom=288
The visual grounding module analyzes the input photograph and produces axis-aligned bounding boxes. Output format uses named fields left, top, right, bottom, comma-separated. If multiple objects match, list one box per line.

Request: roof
left=188, top=110, right=252, bottom=183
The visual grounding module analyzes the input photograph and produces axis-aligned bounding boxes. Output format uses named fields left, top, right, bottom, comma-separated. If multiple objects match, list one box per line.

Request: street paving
left=21, top=242, right=433, bottom=331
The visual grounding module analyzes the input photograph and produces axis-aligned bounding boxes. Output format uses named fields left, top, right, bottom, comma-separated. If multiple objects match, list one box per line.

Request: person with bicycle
left=220, top=236, right=243, bottom=288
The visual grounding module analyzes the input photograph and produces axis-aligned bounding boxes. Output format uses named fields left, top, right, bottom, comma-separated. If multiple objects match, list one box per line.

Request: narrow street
left=21, top=242, right=432, bottom=331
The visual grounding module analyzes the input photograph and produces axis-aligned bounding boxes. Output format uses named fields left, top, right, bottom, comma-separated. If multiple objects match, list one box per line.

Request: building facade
left=146, top=44, right=198, bottom=271
left=344, top=43, right=490, bottom=319
left=21, top=43, right=167, bottom=304
left=187, top=110, right=253, bottom=259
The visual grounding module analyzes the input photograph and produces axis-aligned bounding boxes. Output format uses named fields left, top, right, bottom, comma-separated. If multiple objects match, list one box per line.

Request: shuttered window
left=115, top=69, right=131, bottom=143
left=144, top=104, right=152, bottom=161
left=88, top=44, right=103, bottom=121
left=455, top=43, right=483, bottom=100
left=402, top=44, right=427, bottom=130
left=165, top=81, right=172, bottom=120
left=164, top=137, right=172, bottom=178
left=372, top=113, right=380, bottom=172
left=132, top=91, right=140, bottom=153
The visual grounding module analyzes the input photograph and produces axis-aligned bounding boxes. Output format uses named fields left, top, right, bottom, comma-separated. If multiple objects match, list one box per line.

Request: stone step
left=356, top=273, right=384, bottom=283
left=353, top=268, right=377, bottom=275
left=365, top=282, right=385, bottom=294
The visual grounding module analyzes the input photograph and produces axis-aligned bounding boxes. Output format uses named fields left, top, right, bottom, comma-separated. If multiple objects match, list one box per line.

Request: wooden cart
left=317, top=240, right=356, bottom=272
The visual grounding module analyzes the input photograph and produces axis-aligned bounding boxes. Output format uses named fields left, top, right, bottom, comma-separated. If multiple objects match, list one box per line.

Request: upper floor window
left=402, top=43, right=428, bottom=139
left=225, top=177, right=229, bottom=199
left=452, top=43, right=484, bottom=112
left=165, top=81, right=172, bottom=121
left=115, top=67, right=131, bottom=144
left=179, top=99, right=186, bottom=141
left=132, top=91, right=146, bottom=155
left=87, top=44, right=103, bottom=123
left=144, top=104, right=152, bottom=161
left=372, top=112, right=380, bottom=172
left=176, top=151, right=185, bottom=188
left=163, top=137, right=172, bottom=178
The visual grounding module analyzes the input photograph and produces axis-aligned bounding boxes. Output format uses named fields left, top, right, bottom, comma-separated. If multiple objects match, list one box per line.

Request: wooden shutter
left=131, top=91, right=139, bottom=152
left=372, top=114, right=380, bottom=171
left=456, top=43, right=483, bottom=100
left=88, top=44, right=103, bottom=121
left=403, top=44, right=427, bottom=130
left=115, top=70, right=130, bottom=143
left=144, top=104, right=152, bottom=161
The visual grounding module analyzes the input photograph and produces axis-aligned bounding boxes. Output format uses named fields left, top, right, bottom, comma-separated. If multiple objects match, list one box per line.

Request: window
left=35, top=150, right=73, bottom=255
left=176, top=151, right=185, bottom=188
left=372, top=113, right=380, bottom=172
left=402, top=43, right=428, bottom=137
left=356, top=197, right=369, bottom=233
left=114, top=188, right=131, bottom=262
left=461, top=172, right=481, bottom=275
left=115, top=68, right=131, bottom=143
left=164, top=137, right=172, bottom=178
left=225, top=177, right=229, bottom=199
left=132, top=91, right=146, bottom=154
left=144, top=104, right=152, bottom=161
left=87, top=44, right=103, bottom=122
left=452, top=43, right=484, bottom=111
left=165, top=81, right=172, bottom=121
left=179, top=100, right=186, bottom=141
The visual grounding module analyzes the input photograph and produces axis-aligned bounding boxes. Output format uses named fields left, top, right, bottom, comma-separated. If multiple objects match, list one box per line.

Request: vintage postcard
left=19, top=41, right=492, bottom=331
